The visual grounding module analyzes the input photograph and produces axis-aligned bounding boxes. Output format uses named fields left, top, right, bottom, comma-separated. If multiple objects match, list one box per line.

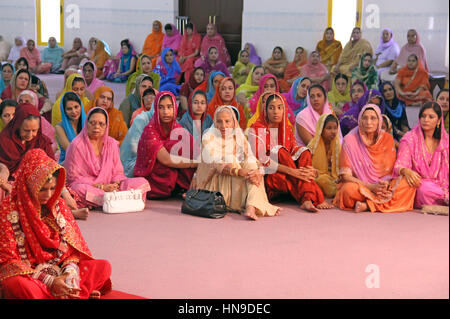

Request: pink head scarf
left=65, top=107, right=127, bottom=187
left=395, top=29, right=428, bottom=71
left=295, top=85, right=336, bottom=146
left=162, top=24, right=182, bottom=52
left=342, top=104, right=396, bottom=184
left=81, top=60, right=105, bottom=95
left=16, top=89, right=56, bottom=147
left=248, top=74, right=279, bottom=114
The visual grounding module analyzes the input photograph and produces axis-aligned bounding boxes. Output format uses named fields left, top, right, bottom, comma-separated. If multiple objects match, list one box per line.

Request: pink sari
left=162, top=24, right=182, bottom=54
left=198, top=23, right=231, bottom=67
left=295, top=90, right=340, bottom=146
left=300, top=53, right=330, bottom=91
left=394, top=115, right=449, bottom=207
left=395, top=29, right=428, bottom=71
left=64, top=107, right=150, bottom=207
left=134, top=91, right=197, bottom=198
left=81, top=60, right=105, bottom=96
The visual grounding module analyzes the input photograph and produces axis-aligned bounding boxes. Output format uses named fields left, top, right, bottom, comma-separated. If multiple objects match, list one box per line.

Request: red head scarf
left=0, top=103, right=54, bottom=175
left=0, top=149, right=92, bottom=282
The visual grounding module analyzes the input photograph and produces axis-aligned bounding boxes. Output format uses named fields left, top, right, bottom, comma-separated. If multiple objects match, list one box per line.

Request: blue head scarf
left=0, top=62, right=15, bottom=96
left=58, top=92, right=87, bottom=163
left=379, top=81, right=404, bottom=119
left=206, top=71, right=226, bottom=101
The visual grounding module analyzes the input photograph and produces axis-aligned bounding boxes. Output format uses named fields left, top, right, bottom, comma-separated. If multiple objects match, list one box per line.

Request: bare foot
left=89, top=290, right=101, bottom=299
left=355, top=201, right=368, bottom=213
left=244, top=205, right=258, bottom=221
left=317, top=201, right=334, bottom=209
left=274, top=208, right=282, bottom=216
left=72, top=208, right=89, bottom=220
left=300, top=200, right=319, bottom=213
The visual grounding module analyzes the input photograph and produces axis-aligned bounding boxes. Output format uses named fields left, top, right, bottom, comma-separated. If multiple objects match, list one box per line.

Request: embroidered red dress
left=248, top=93, right=324, bottom=205
left=0, top=149, right=111, bottom=299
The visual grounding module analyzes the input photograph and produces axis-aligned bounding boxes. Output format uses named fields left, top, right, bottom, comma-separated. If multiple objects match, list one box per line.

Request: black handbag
left=181, top=189, right=238, bottom=219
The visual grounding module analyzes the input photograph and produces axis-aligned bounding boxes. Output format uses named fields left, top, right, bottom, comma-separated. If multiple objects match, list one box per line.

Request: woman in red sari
left=134, top=91, right=198, bottom=198
left=0, top=149, right=112, bottom=299
left=248, top=92, right=331, bottom=212
left=178, top=23, right=202, bottom=84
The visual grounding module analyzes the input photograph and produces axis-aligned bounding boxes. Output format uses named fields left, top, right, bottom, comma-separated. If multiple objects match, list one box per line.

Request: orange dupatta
left=207, top=77, right=247, bottom=130
left=142, top=21, right=164, bottom=68
left=90, top=40, right=110, bottom=77
left=86, top=86, right=128, bottom=145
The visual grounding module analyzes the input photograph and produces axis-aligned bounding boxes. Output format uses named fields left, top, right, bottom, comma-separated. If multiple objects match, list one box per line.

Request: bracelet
left=61, top=188, right=68, bottom=194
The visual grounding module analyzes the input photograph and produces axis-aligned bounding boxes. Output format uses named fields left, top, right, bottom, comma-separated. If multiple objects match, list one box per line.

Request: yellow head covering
left=51, top=73, right=90, bottom=126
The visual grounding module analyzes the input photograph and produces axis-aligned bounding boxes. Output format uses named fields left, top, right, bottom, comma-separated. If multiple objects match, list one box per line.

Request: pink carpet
left=77, top=199, right=449, bottom=299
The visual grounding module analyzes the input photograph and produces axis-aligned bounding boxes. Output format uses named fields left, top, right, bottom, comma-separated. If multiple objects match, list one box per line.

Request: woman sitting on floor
left=315, top=27, right=342, bottom=72
left=295, top=84, right=337, bottom=147
left=81, top=60, right=104, bottom=98
left=41, top=37, right=64, bottom=74
left=192, top=105, right=281, bottom=220
left=248, top=73, right=279, bottom=116
left=263, top=47, right=289, bottom=92
left=130, top=87, right=156, bottom=126
left=351, top=53, right=378, bottom=90
left=379, top=81, right=410, bottom=141
left=134, top=91, right=197, bottom=199
left=55, top=92, right=86, bottom=164
left=125, top=54, right=161, bottom=96
left=199, top=46, right=230, bottom=79
left=235, top=65, right=265, bottom=110
left=155, top=48, right=181, bottom=96
left=105, top=39, right=137, bottom=83
left=207, top=77, right=247, bottom=130
left=1, top=69, right=31, bottom=100
left=394, top=54, right=432, bottom=106
left=283, top=77, right=313, bottom=118
left=278, top=46, right=307, bottom=92
left=179, top=66, right=205, bottom=114
left=341, top=80, right=367, bottom=115
left=248, top=93, right=331, bottom=213
left=299, top=51, right=330, bottom=92
left=232, top=49, right=255, bottom=86
left=120, top=74, right=154, bottom=127
left=394, top=102, right=449, bottom=208
left=0, top=149, right=113, bottom=299
left=327, top=73, right=351, bottom=118
left=435, top=89, right=449, bottom=133
left=307, top=114, right=341, bottom=198
left=333, top=104, right=416, bottom=213
left=86, top=86, right=128, bottom=145
left=340, top=88, right=386, bottom=136
left=0, top=99, right=17, bottom=132
left=179, top=90, right=213, bottom=144
left=64, top=107, right=150, bottom=209
left=52, top=74, right=90, bottom=127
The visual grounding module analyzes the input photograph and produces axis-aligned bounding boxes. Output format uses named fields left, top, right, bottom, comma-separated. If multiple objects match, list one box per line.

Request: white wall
left=1, top=0, right=448, bottom=72
left=242, top=0, right=449, bottom=72
left=0, top=0, right=179, bottom=55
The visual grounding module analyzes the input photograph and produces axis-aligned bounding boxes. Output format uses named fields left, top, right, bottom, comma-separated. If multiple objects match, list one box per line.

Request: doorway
left=178, top=0, right=243, bottom=65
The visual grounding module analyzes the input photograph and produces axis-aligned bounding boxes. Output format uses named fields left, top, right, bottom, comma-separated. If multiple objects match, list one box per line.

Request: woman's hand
left=179, top=56, right=186, bottom=64
left=103, top=183, right=120, bottom=192
left=401, top=168, right=421, bottom=188
left=61, top=191, right=78, bottom=210
left=50, top=274, right=80, bottom=299
left=245, top=169, right=263, bottom=186
left=290, top=167, right=316, bottom=182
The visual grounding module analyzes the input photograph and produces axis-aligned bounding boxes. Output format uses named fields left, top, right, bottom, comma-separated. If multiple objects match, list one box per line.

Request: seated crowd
left=0, top=22, right=448, bottom=299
